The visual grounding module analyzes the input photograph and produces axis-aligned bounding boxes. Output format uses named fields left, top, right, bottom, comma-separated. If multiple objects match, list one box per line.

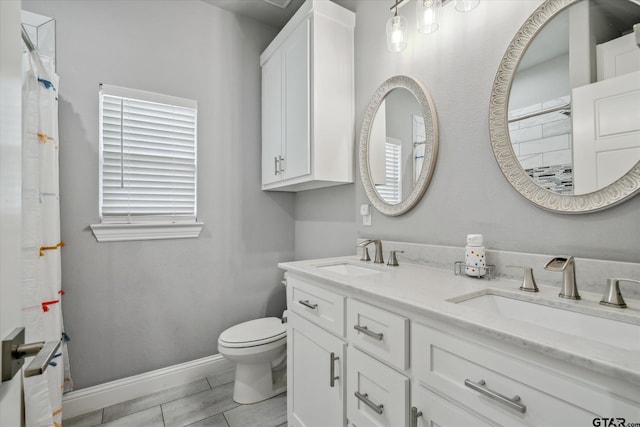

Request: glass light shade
left=454, top=0, right=480, bottom=12
left=386, top=14, right=408, bottom=52
left=416, top=0, right=442, bottom=34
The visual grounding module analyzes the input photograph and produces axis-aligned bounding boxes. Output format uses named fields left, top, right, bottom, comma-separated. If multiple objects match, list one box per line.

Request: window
left=375, top=138, right=402, bottom=204
left=90, top=84, right=202, bottom=242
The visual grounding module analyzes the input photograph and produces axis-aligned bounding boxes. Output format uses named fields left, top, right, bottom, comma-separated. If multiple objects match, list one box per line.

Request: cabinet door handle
left=278, top=155, right=285, bottom=173
left=411, top=407, right=423, bottom=427
left=354, top=391, right=384, bottom=415
left=298, top=299, right=318, bottom=310
left=329, top=352, right=339, bottom=387
left=274, top=156, right=280, bottom=175
left=464, top=379, right=526, bottom=414
left=353, top=324, right=383, bottom=341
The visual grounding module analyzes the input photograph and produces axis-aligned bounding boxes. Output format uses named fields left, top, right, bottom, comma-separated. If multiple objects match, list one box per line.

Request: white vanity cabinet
left=287, top=276, right=347, bottom=427
left=411, top=322, right=640, bottom=426
left=346, top=299, right=410, bottom=427
left=283, top=263, right=640, bottom=427
left=260, top=0, right=355, bottom=192
left=287, top=312, right=346, bottom=427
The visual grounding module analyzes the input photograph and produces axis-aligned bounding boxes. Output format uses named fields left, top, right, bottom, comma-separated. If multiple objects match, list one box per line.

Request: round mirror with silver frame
left=359, top=75, right=438, bottom=216
left=489, top=0, right=640, bottom=213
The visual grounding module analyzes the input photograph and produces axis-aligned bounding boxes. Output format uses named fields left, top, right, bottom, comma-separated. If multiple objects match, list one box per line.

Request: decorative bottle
left=465, top=234, right=486, bottom=277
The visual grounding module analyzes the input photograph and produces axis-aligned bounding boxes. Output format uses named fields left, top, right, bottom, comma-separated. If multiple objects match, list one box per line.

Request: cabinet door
left=288, top=312, right=346, bottom=427
left=412, top=384, right=495, bottom=427
left=262, top=48, right=283, bottom=186
left=281, top=18, right=310, bottom=181
left=347, top=347, right=409, bottom=427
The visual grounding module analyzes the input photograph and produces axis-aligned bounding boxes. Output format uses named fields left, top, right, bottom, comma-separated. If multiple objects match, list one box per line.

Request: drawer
left=288, top=276, right=345, bottom=336
left=347, top=347, right=409, bottom=427
left=412, top=383, right=494, bottom=427
left=347, top=299, right=409, bottom=370
left=412, top=322, right=640, bottom=426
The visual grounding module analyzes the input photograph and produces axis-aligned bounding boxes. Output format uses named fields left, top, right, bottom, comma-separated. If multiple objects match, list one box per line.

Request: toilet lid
left=218, top=317, right=286, bottom=348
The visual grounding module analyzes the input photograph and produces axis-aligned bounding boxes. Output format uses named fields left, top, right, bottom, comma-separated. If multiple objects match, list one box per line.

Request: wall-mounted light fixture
left=387, top=1, right=409, bottom=52
left=387, top=0, right=480, bottom=52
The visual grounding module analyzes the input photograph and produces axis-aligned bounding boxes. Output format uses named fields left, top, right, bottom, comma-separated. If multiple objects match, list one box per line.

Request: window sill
left=90, top=222, right=204, bottom=242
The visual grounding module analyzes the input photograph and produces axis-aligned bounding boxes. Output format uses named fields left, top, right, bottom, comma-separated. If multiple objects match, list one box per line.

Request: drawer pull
left=464, top=379, right=526, bottom=414
left=354, top=391, right=384, bottom=415
left=329, top=352, right=339, bottom=387
left=298, top=300, right=318, bottom=310
left=411, top=407, right=423, bottom=427
left=353, top=324, right=383, bottom=341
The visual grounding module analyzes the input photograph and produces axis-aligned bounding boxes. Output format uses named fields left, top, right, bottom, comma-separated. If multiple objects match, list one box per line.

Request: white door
left=288, top=312, right=346, bottom=427
left=262, top=48, right=283, bottom=186
left=0, top=1, right=24, bottom=425
left=281, top=18, right=310, bottom=182
left=572, top=71, right=640, bottom=194
left=596, top=31, right=640, bottom=81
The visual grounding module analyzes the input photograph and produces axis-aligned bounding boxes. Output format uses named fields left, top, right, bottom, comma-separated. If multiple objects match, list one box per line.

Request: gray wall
left=296, top=0, right=640, bottom=263
left=23, top=0, right=293, bottom=389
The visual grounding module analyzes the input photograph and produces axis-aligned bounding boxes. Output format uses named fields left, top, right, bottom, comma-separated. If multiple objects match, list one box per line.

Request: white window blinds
left=99, top=84, right=198, bottom=223
left=375, top=140, right=402, bottom=204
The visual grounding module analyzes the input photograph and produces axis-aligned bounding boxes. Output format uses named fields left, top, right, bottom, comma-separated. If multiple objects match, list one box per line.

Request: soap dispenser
left=465, top=234, right=486, bottom=277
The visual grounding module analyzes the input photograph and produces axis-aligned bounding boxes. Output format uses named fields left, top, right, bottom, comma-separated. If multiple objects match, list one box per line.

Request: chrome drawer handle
left=354, top=391, right=384, bottom=415
left=464, top=379, right=526, bottom=414
left=329, top=352, right=339, bottom=387
left=411, top=407, right=423, bottom=427
left=298, top=299, right=318, bottom=310
left=353, top=324, right=383, bottom=341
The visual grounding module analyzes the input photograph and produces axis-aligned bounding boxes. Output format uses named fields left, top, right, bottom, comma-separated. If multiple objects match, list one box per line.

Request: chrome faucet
left=544, top=256, right=580, bottom=300
left=600, top=278, right=640, bottom=308
left=357, top=240, right=384, bottom=264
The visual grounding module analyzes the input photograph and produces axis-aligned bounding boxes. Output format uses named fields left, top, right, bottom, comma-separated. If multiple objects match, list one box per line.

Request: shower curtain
left=22, top=49, right=72, bottom=427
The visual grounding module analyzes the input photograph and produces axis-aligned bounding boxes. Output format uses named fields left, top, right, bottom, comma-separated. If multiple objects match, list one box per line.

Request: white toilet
left=218, top=316, right=287, bottom=404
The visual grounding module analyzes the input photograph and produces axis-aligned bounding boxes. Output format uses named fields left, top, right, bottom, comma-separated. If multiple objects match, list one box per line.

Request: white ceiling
left=202, top=0, right=357, bottom=29
left=201, top=0, right=307, bottom=28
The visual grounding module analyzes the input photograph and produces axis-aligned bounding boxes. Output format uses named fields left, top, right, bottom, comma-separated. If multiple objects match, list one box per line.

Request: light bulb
left=416, top=0, right=442, bottom=34
left=386, top=14, right=408, bottom=52
left=454, top=0, right=480, bottom=12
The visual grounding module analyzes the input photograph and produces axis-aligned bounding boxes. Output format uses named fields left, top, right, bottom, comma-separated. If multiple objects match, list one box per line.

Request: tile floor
left=63, top=366, right=287, bottom=427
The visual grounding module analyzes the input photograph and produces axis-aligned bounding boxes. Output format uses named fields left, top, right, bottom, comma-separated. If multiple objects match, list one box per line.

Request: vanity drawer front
left=347, top=298, right=409, bottom=370
left=412, top=322, right=640, bottom=426
left=347, top=347, right=409, bottom=427
left=412, top=383, right=494, bottom=427
left=289, top=276, right=345, bottom=336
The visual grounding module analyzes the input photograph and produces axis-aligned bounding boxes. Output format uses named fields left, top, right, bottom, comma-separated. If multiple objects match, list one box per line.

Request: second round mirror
left=360, top=75, right=438, bottom=216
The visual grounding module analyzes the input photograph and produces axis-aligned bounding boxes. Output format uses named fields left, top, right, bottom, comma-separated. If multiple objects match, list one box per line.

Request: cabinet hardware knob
left=411, top=406, right=423, bottom=427
left=464, top=378, right=526, bottom=413
left=329, top=352, right=339, bottom=387
left=298, top=299, right=318, bottom=310
left=353, top=324, right=383, bottom=341
left=354, top=391, right=384, bottom=415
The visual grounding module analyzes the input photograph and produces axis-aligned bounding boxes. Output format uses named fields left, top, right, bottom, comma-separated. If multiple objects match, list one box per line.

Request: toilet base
left=233, top=361, right=287, bottom=404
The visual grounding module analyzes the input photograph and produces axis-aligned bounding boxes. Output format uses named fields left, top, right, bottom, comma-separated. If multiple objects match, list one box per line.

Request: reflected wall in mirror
left=360, top=75, right=438, bottom=216
left=490, top=0, right=640, bottom=213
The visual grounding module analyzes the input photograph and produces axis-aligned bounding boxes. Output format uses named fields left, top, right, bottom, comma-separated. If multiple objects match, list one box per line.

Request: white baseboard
left=62, top=354, right=232, bottom=420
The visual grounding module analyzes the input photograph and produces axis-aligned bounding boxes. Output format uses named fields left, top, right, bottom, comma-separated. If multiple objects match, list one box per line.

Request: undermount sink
left=316, top=263, right=383, bottom=277
left=454, top=292, right=640, bottom=351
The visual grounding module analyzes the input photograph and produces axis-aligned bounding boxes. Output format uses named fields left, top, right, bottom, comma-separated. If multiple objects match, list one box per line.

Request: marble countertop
left=279, top=255, right=640, bottom=387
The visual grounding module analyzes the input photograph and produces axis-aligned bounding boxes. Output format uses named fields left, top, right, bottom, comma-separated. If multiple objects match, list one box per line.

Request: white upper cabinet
left=260, top=0, right=355, bottom=191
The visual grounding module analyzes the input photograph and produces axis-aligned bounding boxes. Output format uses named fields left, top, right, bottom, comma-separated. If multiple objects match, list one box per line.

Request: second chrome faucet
left=544, top=256, right=580, bottom=300
left=357, top=240, right=384, bottom=264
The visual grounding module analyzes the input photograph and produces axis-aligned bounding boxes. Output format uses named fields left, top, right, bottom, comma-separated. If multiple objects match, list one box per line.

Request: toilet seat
left=218, top=317, right=286, bottom=348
